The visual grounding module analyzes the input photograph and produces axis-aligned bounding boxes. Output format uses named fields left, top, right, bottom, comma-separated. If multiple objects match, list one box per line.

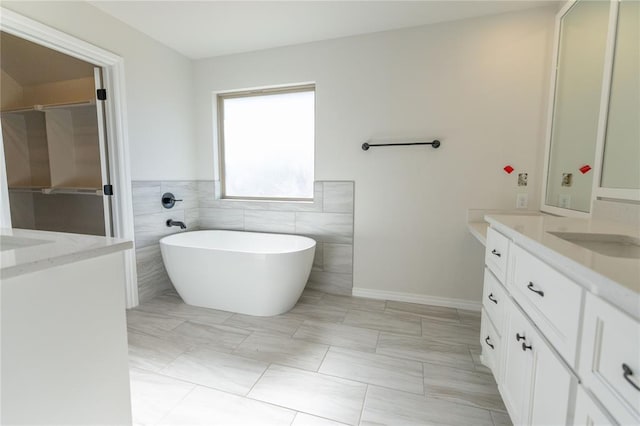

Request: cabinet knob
left=488, top=293, right=498, bottom=304
left=522, top=342, right=532, bottom=352
left=622, top=364, right=640, bottom=391
left=516, top=333, right=526, bottom=342
left=527, top=282, right=545, bottom=297
left=485, top=336, right=494, bottom=349
left=491, top=249, right=501, bottom=258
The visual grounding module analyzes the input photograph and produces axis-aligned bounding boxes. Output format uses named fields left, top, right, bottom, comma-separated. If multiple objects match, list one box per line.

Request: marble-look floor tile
left=458, top=309, right=482, bottom=328
left=423, top=362, right=506, bottom=412
left=129, top=368, right=195, bottom=425
left=135, top=295, right=234, bottom=327
left=292, top=412, right=349, bottom=426
left=158, top=385, right=296, bottom=425
left=286, top=302, right=348, bottom=324
left=376, top=332, right=476, bottom=370
left=127, top=309, right=185, bottom=337
left=421, top=318, right=481, bottom=348
left=248, top=364, right=367, bottom=425
left=307, top=271, right=353, bottom=296
left=223, top=312, right=303, bottom=337
left=342, top=309, right=422, bottom=336
left=233, top=332, right=329, bottom=371
left=162, top=321, right=250, bottom=353
left=299, top=287, right=324, bottom=305
left=385, top=300, right=461, bottom=323
left=293, top=320, right=379, bottom=353
left=160, top=346, right=269, bottom=395
left=318, top=293, right=385, bottom=312
left=491, top=410, right=513, bottom=426
left=127, top=331, right=187, bottom=373
left=360, top=386, right=494, bottom=426
left=319, top=347, right=424, bottom=394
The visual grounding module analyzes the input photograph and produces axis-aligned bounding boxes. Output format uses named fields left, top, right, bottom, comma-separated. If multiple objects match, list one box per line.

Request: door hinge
left=97, top=89, right=107, bottom=101
left=103, top=184, right=114, bottom=196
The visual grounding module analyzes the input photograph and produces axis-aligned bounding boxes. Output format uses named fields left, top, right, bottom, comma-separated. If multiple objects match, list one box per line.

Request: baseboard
left=352, top=287, right=481, bottom=312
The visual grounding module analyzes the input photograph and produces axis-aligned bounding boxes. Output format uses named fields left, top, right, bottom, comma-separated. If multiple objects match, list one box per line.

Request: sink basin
left=549, top=232, right=640, bottom=259
left=0, top=235, right=51, bottom=251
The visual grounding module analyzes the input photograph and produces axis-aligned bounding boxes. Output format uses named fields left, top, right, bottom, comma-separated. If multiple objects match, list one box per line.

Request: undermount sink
left=549, top=232, right=640, bottom=259
left=0, top=235, right=51, bottom=251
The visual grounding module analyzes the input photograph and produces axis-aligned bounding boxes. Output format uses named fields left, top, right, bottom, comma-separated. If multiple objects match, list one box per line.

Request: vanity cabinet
left=479, top=225, right=639, bottom=426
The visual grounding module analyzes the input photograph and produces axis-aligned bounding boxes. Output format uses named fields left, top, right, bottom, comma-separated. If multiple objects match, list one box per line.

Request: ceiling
left=1, top=31, right=96, bottom=86
left=89, top=1, right=555, bottom=60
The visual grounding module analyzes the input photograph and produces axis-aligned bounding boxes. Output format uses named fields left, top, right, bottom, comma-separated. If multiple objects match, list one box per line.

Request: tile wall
left=131, top=180, right=354, bottom=303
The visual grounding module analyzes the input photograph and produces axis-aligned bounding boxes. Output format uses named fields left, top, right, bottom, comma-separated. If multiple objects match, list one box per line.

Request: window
left=218, top=84, right=315, bottom=200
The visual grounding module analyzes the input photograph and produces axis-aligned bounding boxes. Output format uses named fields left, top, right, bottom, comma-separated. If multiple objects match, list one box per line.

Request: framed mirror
left=594, top=0, right=640, bottom=201
left=542, top=0, right=613, bottom=216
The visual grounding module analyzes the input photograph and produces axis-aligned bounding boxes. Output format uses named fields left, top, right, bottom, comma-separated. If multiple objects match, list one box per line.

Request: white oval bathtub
left=159, top=230, right=316, bottom=316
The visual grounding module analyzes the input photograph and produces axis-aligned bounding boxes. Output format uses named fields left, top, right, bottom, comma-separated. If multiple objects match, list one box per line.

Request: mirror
left=544, top=0, right=612, bottom=214
left=600, top=0, right=640, bottom=191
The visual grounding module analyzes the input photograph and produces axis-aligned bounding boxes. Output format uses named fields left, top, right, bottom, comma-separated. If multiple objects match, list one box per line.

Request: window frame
left=217, top=83, right=316, bottom=202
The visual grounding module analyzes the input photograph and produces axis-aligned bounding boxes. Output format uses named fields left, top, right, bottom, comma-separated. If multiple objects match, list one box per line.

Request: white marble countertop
left=0, top=228, right=133, bottom=279
left=485, top=215, right=640, bottom=319
left=467, top=222, right=489, bottom=246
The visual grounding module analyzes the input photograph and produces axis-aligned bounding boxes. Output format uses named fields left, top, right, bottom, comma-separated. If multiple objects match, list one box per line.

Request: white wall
left=194, top=7, right=556, bottom=303
left=2, top=1, right=196, bottom=181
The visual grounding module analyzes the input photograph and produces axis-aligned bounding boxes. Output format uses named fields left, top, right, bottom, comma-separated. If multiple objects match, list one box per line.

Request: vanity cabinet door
left=501, top=299, right=575, bottom=425
left=573, top=386, right=615, bottom=426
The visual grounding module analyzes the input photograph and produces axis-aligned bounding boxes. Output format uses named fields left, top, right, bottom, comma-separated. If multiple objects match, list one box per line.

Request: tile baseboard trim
left=352, top=288, right=481, bottom=312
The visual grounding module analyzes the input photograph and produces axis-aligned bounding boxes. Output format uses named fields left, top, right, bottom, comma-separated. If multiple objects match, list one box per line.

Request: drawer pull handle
left=622, top=364, right=640, bottom=391
left=485, top=336, right=494, bottom=349
left=488, top=293, right=498, bottom=304
left=522, top=342, right=532, bottom=351
left=516, top=333, right=526, bottom=342
left=491, top=249, right=501, bottom=258
left=527, top=282, right=545, bottom=297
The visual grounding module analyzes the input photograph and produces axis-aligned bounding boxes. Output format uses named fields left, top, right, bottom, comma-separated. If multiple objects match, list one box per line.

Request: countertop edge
left=467, top=222, right=488, bottom=247
left=486, top=216, right=640, bottom=320
left=1, top=240, right=133, bottom=279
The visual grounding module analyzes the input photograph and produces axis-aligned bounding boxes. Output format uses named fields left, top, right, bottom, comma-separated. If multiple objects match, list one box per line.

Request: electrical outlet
left=516, top=193, right=528, bottom=209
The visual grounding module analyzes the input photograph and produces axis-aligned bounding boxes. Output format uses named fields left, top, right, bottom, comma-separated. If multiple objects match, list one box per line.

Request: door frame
left=1, top=7, right=139, bottom=308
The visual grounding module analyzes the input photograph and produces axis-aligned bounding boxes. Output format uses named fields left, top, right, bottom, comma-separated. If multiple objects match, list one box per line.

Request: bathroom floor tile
left=127, top=309, right=185, bottom=337
left=129, top=368, right=195, bottom=425
left=286, top=302, right=349, bottom=324
left=291, top=413, right=350, bottom=426
left=135, top=295, right=234, bottom=327
left=385, top=300, right=461, bottom=323
left=319, top=347, right=424, bottom=394
left=223, top=313, right=304, bottom=337
left=161, top=321, right=250, bottom=353
left=421, top=317, right=481, bottom=348
left=248, top=364, right=367, bottom=425
left=293, top=320, right=379, bottom=352
left=342, top=309, right=422, bottom=335
left=158, top=385, right=296, bottom=425
left=232, top=332, right=329, bottom=371
left=491, top=410, right=514, bottom=426
left=376, top=332, right=476, bottom=370
left=360, top=385, right=494, bottom=426
left=317, top=293, right=386, bottom=312
left=458, top=308, right=482, bottom=329
left=423, top=362, right=507, bottom=412
left=127, top=330, right=188, bottom=372
left=160, top=346, right=269, bottom=395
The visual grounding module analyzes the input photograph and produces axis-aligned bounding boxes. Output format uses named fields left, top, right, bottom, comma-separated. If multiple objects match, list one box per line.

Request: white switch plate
left=516, top=193, right=528, bottom=209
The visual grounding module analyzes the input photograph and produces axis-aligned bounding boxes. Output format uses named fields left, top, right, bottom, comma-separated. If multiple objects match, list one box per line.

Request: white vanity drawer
left=482, top=267, right=507, bottom=334
left=579, top=293, right=640, bottom=425
left=480, top=308, right=502, bottom=381
left=510, top=244, right=583, bottom=366
left=485, top=228, right=509, bottom=284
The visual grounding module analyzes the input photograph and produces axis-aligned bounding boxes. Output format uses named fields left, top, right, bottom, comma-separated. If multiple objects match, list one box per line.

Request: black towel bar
left=362, top=140, right=441, bottom=151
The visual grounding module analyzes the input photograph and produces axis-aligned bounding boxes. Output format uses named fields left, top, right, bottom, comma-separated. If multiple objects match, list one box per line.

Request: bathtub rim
left=159, top=229, right=316, bottom=255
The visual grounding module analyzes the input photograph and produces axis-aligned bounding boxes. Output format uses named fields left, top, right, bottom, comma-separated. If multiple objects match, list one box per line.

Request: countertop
left=485, top=215, right=640, bottom=319
left=0, top=228, right=133, bottom=279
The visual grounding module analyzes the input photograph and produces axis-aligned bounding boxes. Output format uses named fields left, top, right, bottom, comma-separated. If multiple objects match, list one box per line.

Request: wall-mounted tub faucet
left=166, top=219, right=187, bottom=229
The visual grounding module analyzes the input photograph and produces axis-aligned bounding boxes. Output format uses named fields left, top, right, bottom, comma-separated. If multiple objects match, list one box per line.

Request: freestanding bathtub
left=159, top=230, right=316, bottom=316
